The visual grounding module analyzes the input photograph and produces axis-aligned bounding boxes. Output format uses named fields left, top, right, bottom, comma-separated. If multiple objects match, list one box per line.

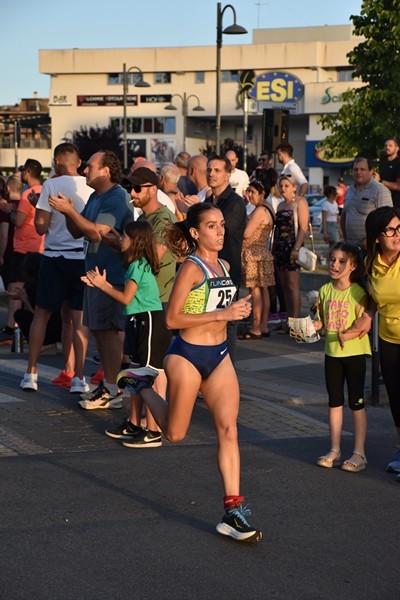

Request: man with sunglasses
left=341, top=156, right=392, bottom=250
left=122, top=167, right=177, bottom=304
left=48, top=150, right=133, bottom=409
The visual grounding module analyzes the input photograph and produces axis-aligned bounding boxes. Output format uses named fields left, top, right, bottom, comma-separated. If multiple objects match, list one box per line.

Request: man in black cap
left=122, top=167, right=177, bottom=304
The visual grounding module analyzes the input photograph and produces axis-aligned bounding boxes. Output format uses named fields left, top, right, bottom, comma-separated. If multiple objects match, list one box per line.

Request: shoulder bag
left=293, top=201, right=318, bottom=272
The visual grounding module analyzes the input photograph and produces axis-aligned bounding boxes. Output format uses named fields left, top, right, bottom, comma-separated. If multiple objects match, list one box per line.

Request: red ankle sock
left=224, top=495, right=244, bottom=509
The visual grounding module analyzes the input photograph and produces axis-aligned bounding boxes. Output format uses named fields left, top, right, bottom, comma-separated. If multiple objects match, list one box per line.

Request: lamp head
left=223, top=23, right=247, bottom=35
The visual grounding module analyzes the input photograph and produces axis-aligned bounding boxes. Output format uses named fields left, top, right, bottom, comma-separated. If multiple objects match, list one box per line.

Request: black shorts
left=36, top=255, right=85, bottom=312
left=125, top=310, right=171, bottom=370
left=6, top=251, right=28, bottom=284
left=324, top=354, right=366, bottom=411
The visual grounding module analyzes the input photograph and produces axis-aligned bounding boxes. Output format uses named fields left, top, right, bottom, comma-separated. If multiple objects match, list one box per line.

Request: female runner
left=117, top=203, right=262, bottom=542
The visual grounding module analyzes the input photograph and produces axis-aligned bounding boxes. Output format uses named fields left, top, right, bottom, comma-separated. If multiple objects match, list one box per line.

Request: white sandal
left=341, top=451, right=367, bottom=473
left=316, top=448, right=341, bottom=469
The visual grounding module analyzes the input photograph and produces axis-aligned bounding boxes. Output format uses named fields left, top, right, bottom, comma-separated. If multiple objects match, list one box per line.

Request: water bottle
left=11, top=327, right=23, bottom=353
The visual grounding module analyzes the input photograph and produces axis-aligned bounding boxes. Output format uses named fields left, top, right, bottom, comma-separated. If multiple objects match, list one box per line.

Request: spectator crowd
left=1, top=134, right=400, bottom=541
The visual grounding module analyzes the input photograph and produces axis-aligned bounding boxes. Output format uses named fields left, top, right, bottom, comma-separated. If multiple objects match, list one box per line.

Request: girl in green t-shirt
left=313, top=242, right=371, bottom=473
left=82, top=220, right=170, bottom=448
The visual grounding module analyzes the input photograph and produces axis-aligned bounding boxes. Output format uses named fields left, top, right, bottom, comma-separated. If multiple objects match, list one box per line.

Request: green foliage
left=74, top=124, right=123, bottom=164
left=319, top=0, right=400, bottom=160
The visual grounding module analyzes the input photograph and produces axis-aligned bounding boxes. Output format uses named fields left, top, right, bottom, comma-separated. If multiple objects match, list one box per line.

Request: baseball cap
left=122, top=167, right=159, bottom=189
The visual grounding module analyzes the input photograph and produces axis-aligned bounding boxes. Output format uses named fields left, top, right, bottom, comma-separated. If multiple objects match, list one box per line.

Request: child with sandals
left=313, top=242, right=371, bottom=473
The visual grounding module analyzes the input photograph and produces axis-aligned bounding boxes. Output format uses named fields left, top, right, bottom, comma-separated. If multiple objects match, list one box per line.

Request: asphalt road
left=0, top=281, right=398, bottom=600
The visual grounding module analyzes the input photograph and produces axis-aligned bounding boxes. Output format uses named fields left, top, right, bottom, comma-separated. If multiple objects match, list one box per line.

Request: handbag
left=297, top=243, right=318, bottom=271
left=293, top=202, right=318, bottom=272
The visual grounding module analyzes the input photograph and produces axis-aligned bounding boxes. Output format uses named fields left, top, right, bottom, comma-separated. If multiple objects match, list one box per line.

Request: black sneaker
left=79, top=383, right=109, bottom=402
left=122, top=429, right=162, bottom=448
left=216, top=502, right=262, bottom=542
left=0, top=327, right=15, bottom=346
left=78, top=384, right=123, bottom=410
left=105, top=419, right=143, bottom=439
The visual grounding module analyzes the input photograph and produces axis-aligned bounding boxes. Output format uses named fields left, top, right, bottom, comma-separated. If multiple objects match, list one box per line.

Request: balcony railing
left=0, top=137, right=51, bottom=149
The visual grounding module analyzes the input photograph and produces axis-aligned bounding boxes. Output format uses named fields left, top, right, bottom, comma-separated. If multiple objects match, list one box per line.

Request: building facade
left=1, top=25, right=364, bottom=188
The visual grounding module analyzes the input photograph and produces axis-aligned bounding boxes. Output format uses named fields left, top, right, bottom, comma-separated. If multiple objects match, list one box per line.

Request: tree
left=319, top=0, right=400, bottom=160
left=74, top=124, right=124, bottom=164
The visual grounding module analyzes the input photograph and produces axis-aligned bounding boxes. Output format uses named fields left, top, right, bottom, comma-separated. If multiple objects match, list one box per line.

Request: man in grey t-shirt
left=341, top=157, right=392, bottom=249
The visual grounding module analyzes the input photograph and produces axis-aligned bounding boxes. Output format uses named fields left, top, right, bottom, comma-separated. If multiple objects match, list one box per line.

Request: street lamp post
left=122, top=63, right=150, bottom=170
left=164, top=93, right=205, bottom=152
left=216, top=2, right=247, bottom=154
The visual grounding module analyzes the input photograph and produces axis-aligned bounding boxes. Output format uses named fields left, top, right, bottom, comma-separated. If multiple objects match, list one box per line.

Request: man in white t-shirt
left=20, top=143, right=92, bottom=394
left=226, top=149, right=250, bottom=197
left=276, top=142, right=308, bottom=196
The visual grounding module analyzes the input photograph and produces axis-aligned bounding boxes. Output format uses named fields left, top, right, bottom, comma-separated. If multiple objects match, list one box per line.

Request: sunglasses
left=124, top=183, right=154, bottom=194
left=249, top=178, right=265, bottom=191
left=381, top=224, right=400, bottom=237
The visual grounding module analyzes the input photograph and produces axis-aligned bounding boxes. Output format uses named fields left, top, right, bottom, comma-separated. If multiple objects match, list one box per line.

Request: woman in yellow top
left=364, top=206, right=400, bottom=478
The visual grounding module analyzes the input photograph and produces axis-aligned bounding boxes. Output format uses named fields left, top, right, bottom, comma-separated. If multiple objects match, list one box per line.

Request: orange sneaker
left=52, top=370, right=74, bottom=387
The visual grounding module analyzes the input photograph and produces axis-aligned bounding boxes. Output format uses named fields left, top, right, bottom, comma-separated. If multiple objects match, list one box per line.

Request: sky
left=1, top=0, right=363, bottom=106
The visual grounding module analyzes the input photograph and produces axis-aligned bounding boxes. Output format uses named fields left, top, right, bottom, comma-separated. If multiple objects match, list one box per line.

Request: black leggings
left=325, top=354, right=366, bottom=410
left=379, top=337, right=400, bottom=427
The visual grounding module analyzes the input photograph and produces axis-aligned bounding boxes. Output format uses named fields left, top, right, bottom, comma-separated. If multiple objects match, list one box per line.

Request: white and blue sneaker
left=386, top=449, right=400, bottom=473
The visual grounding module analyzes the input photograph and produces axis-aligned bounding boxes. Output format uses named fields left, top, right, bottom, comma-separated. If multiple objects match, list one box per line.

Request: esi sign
left=249, top=71, right=304, bottom=105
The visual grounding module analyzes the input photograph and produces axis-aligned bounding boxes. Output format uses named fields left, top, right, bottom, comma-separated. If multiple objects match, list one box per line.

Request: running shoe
left=216, top=502, right=262, bottom=542
left=122, top=428, right=162, bottom=448
left=0, top=327, right=15, bottom=346
left=70, top=376, right=90, bottom=394
left=105, top=419, right=143, bottom=439
left=386, top=448, right=400, bottom=473
left=80, top=383, right=108, bottom=402
left=90, top=369, right=104, bottom=385
left=20, top=373, right=38, bottom=392
left=116, top=366, right=158, bottom=394
left=78, top=384, right=123, bottom=410
left=52, top=370, right=74, bottom=388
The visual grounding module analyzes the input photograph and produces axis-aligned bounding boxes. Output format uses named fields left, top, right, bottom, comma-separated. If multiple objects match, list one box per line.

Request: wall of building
left=32, top=25, right=363, bottom=185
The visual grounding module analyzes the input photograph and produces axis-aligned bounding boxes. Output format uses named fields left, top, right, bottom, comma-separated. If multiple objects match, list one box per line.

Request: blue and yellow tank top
left=182, top=254, right=237, bottom=314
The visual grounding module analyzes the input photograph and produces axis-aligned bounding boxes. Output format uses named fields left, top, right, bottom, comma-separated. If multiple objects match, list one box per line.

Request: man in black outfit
left=377, top=137, right=400, bottom=209
left=206, top=155, right=247, bottom=362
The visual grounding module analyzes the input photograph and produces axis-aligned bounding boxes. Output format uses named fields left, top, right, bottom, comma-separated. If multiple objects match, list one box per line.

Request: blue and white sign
left=249, top=71, right=304, bottom=104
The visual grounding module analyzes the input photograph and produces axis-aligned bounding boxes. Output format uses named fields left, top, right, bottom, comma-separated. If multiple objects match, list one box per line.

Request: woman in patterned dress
left=272, top=174, right=309, bottom=332
left=240, top=179, right=275, bottom=339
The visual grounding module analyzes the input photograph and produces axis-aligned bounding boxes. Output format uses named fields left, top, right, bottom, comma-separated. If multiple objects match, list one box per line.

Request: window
left=154, top=72, right=171, bottom=84
left=195, top=71, right=205, bottom=84
left=221, top=70, right=239, bottom=83
left=108, top=72, right=144, bottom=85
left=337, top=69, right=355, bottom=82
left=110, top=117, right=175, bottom=134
